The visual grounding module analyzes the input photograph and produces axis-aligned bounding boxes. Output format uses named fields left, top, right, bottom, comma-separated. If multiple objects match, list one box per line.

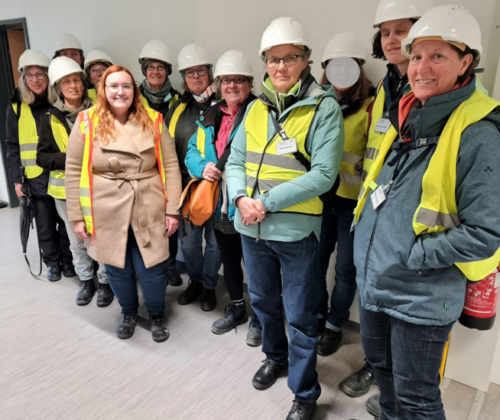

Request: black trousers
left=165, top=230, right=178, bottom=270
left=32, top=194, right=72, bottom=267
left=213, top=229, right=244, bottom=301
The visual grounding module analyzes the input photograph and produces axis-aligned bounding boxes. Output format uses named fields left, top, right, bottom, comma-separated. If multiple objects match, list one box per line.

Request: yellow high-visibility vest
left=168, top=102, right=188, bottom=138
left=336, top=97, right=373, bottom=200
left=244, top=99, right=323, bottom=216
left=47, top=115, right=69, bottom=199
left=141, top=93, right=179, bottom=114
left=88, top=88, right=97, bottom=103
left=355, top=89, right=500, bottom=281
left=78, top=107, right=166, bottom=238
left=13, top=102, right=43, bottom=179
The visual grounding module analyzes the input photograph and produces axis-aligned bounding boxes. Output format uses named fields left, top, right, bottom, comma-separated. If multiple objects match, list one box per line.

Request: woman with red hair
left=65, top=66, right=182, bottom=342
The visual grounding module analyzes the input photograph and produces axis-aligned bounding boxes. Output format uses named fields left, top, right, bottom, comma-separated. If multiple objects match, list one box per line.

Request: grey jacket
left=354, top=79, right=500, bottom=326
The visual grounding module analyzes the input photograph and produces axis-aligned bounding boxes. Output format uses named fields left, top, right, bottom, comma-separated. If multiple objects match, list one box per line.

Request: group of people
left=6, top=1, right=500, bottom=419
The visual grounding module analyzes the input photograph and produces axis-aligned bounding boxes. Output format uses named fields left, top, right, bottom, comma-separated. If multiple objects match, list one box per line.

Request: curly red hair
left=94, top=65, right=154, bottom=145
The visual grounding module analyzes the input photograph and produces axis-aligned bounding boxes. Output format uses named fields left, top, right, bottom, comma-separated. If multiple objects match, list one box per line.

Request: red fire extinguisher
left=459, top=263, right=500, bottom=331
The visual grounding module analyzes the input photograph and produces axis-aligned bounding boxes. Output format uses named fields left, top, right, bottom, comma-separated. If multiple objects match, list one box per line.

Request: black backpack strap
left=388, top=137, right=440, bottom=167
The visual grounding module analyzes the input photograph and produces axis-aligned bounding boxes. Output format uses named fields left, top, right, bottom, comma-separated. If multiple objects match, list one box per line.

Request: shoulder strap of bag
left=214, top=141, right=233, bottom=171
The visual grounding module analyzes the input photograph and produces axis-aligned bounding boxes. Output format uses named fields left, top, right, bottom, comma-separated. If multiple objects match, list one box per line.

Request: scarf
left=261, top=66, right=312, bottom=114
left=192, top=84, right=215, bottom=103
left=140, top=78, right=173, bottom=108
left=54, top=96, right=93, bottom=129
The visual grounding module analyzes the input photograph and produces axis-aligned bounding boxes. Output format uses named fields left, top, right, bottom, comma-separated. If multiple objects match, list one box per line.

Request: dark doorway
left=0, top=18, right=29, bottom=208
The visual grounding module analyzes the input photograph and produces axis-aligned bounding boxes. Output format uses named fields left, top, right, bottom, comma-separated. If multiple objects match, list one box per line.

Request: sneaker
left=246, top=314, right=262, bottom=347
left=200, top=288, right=217, bottom=311
left=116, top=312, right=138, bottom=339
left=62, top=262, right=76, bottom=278
left=212, top=301, right=248, bottom=334
left=366, top=393, right=381, bottom=418
left=317, top=328, right=343, bottom=356
left=340, top=361, right=377, bottom=398
left=76, top=279, right=96, bottom=306
left=286, top=400, right=317, bottom=420
left=177, top=279, right=204, bottom=305
left=166, top=268, right=183, bottom=287
left=150, top=314, right=170, bottom=342
left=47, top=264, right=62, bottom=282
left=96, top=283, right=114, bottom=308
left=252, top=360, right=288, bottom=390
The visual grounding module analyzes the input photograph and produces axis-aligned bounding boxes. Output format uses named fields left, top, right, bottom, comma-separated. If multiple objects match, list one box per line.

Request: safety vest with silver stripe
left=47, top=115, right=69, bottom=199
left=12, top=102, right=43, bottom=179
left=355, top=89, right=500, bottom=281
left=244, top=99, right=323, bottom=216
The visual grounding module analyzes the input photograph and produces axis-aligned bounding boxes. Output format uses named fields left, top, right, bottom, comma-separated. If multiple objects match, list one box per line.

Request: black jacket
left=165, top=91, right=217, bottom=188
left=5, top=88, right=52, bottom=194
left=139, top=85, right=180, bottom=119
left=36, top=108, right=71, bottom=172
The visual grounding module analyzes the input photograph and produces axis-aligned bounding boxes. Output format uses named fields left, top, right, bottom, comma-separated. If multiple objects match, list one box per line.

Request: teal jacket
left=226, top=78, right=345, bottom=242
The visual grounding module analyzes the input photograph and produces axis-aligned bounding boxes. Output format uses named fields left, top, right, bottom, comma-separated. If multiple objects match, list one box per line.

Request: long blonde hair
left=94, top=65, right=154, bottom=145
left=18, top=66, right=58, bottom=105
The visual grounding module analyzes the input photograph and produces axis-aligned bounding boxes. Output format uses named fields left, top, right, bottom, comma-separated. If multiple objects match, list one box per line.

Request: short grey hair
left=18, top=66, right=58, bottom=105
left=54, top=72, right=89, bottom=104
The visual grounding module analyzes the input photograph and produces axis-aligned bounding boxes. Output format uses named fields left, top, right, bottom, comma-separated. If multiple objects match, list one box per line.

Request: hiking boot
left=177, top=279, right=204, bottom=305
left=246, top=314, right=262, bottom=347
left=317, top=328, right=343, bottom=356
left=47, top=264, right=62, bottom=282
left=252, top=360, right=288, bottom=390
left=366, top=393, right=381, bottom=418
left=62, top=262, right=76, bottom=278
left=286, top=401, right=317, bottom=420
left=166, top=268, right=183, bottom=287
left=150, top=314, right=170, bottom=343
left=200, top=288, right=217, bottom=311
left=96, top=283, right=114, bottom=308
left=76, top=279, right=96, bottom=306
left=341, top=361, right=377, bottom=397
left=212, top=301, right=248, bottom=334
left=116, top=312, right=138, bottom=339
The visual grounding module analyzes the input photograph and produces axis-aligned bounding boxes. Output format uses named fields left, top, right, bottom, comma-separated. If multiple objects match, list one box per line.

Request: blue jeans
left=242, top=233, right=321, bottom=403
left=105, top=229, right=167, bottom=316
left=360, top=306, right=454, bottom=420
left=316, top=204, right=357, bottom=329
left=179, top=220, right=221, bottom=289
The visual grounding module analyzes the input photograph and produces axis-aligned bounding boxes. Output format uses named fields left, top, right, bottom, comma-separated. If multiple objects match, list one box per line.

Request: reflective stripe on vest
left=244, top=99, right=323, bottom=216
left=355, top=89, right=500, bottom=281
left=336, top=97, right=373, bottom=200
left=47, top=115, right=69, bottom=199
left=13, top=102, right=43, bottom=179
left=88, top=88, right=97, bottom=104
left=78, top=107, right=166, bottom=238
left=168, top=102, right=188, bottom=138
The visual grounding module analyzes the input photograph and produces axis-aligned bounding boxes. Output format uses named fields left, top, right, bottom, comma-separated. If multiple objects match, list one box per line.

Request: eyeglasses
left=265, top=54, right=304, bottom=70
left=105, top=84, right=134, bottom=93
left=220, top=77, right=248, bottom=85
left=25, top=73, right=46, bottom=81
left=184, top=67, right=207, bottom=78
left=146, top=65, right=166, bottom=72
left=90, top=67, right=107, bottom=75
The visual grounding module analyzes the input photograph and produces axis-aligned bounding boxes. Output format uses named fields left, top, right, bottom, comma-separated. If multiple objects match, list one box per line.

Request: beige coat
left=65, top=118, right=182, bottom=269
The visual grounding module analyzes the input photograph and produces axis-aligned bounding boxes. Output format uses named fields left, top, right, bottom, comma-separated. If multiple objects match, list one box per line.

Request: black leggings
left=213, top=229, right=244, bottom=301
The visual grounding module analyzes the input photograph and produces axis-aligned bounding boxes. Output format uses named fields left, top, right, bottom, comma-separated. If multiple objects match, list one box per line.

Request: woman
left=6, top=50, right=73, bottom=282
left=340, top=0, right=435, bottom=408
left=84, top=50, right=114, bottom=102
left=185, top=50, right=262, bottom=344
left=226, top=17, right=344, bottom=420
left=36, top=57, right=112, bottom=307
left=65, top=65, right=182, bottom=342
left=353, top=5, right=500, bottom=420
left=53, top=33, right=84, bottom=68
left=166, top=44, right=221, bottom=311
left=316, top=33, right=374, bottom=356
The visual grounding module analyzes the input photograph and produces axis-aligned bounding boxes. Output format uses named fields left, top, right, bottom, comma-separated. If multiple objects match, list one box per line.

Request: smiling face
left=25, top=66, right=48, bottom=96
left=60, top=49, right=82, bottom=66
left=380, top=19, right=414, bottom=66
left=185, top=65, right=210, bottom=96
left=58, top=73, right=84, bottom=102
left=104, top=71, right=134, bottom=114
left=266, top=44, right=308, bottom=94
left=146, top=61, right=167, bottom=90
left=220, top=75, right=252, bottom=108
left=409, top=40, right=473, bottom=105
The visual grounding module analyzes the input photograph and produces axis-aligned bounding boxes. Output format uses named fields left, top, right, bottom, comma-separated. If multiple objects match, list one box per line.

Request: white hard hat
left=48, top=56, right=85, bottom=85
left=18, top=49, right=50, bottom=72
left=321, top=33, right=366, bottom=68
left=177, top=44, right=213, bottom=72
left=259, top=17, right=310, bottom=59
left=373, top=0, right=435, bottom=28
left=54, top=33, right=83, bottom=53
left=84, top=50, right=114, bottom=72
left=402, top=5, right=482, bottom=61
left=214, top=50, right=254, bottom=78
left=138, top=40, right=173, bottom=66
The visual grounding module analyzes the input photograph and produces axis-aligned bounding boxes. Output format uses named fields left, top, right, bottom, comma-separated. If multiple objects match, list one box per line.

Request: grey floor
left=1, top=206, right=499, bottom=420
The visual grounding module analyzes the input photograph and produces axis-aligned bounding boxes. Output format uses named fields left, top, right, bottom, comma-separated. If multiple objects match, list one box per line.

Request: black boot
left=62, top=262, right=76, bottom=278
left=116, top=312, right=138, bottom=339
left=96, top=283, right=114, bottom=308
left=200, top=288, right=217, bottom=311
left=47, top=264, right=62, bottom=282
left=76, top=280, right=96, bottom=306
left=166, top=268, right=183, bottom=286
left=177, top=279, right=204, bottom=305
left=246, top=314, right=262, bottom=347
left=286, top=401, right=317, bottom=420
left=317, top=328, right=343, bottom=356
left=366, top=393, right=381, bottom=418
left=212, top=301, right=248, bottom=334
left=252, top=360, right=288, bottom=390
left=340, top=361, right=377, bottom=397
left=150, top=313, right=170, bottom=342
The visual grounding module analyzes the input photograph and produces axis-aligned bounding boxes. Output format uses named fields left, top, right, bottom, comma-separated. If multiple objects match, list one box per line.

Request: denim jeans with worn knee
left=360, top=305, right=454, bottom=420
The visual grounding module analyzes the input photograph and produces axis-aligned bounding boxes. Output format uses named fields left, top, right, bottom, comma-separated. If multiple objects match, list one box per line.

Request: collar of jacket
left=10, top=87, right=49, bottom=109
left=388, top=75, right=477, bottom=140
left=180, top=89, right=216, bottom=112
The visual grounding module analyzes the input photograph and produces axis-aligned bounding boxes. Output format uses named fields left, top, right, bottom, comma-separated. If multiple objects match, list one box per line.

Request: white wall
left=492, top=331, right=500, bottom=385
